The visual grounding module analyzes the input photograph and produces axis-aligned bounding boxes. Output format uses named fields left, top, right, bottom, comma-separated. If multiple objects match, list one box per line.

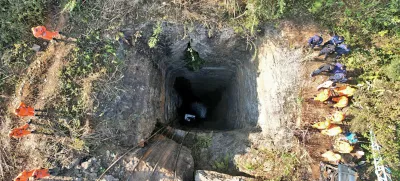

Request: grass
left=0, top=1, right=49, bottom=178
left=305, top=0, right=400, bottom=178
left=2, top=0, right=397, bottom=180
left=192, top=134, right=212, bottom=151
left=236, top=147, right=300, bottom=180
left=190, top=133, right=212, bottom=167
left=185, top=44, right=205, bottom=71
left=213, top=154, right=230, bottom=172
left=62, top=0, right=77, bottom=13
left=148, top=21, right=163, bottom=48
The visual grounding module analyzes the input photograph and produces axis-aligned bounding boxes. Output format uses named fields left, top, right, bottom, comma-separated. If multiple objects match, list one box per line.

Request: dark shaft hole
left=173, top=76, right=224, bottom=130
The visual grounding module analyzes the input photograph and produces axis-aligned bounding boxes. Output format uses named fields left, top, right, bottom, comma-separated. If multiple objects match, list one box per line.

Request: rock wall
left=94, top=21, right=302, bottom=146
left=255, top=36, right=302, bottom=148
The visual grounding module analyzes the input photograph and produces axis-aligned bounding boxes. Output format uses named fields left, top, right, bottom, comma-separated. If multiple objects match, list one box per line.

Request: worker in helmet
left=9, top=120, right=35, bottom=138
left=322, top=151, right=341, bottom=163
left=335, top=44, right=351, bottom=59
left=33, top=168, right=54, bottom=179
left=333, top=85, right=356, bottom=97
left=328, top=111, right=345, bottom=124
left=15, top=102, right=46, bottom=117
left=317, top=44, right=336, bottom=60
left=13, top=169, right=35, bottom=181
left=334, top=140, right=354, bottom=153
left=184, top=114, right=196, bottom=122
left=332, top=96, right=349, bottom=108
left=308, top=34, right=323, bottom=49
left=31, top=26, right=60, bottom=41
left=310, top=63, right=347, bottom=83
left=323, top=33, right=345, bottom=46
left=312, top=119, right=331, bottom=130
left=321, top=125, right=342, bottom=136
left=317, top=80, right=334, bottom=90
left=314, top=89, right=332, bottom=102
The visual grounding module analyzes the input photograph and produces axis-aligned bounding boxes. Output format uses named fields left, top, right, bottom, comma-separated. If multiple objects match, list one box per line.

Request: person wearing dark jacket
left=317, top=44, right=336, bottom=60
left=308, top=34, right=323, bottom=49
left=310, top=63, right=348, bottom=83
left=335, top=44, right=350, bottom=59
left=323, top=33, right=345, bottom=46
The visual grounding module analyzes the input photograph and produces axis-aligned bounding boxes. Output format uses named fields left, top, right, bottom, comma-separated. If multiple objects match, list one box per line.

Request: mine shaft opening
left=163, top=37, right=258, bottom=131
left=173, top=76, right=226, bottom=130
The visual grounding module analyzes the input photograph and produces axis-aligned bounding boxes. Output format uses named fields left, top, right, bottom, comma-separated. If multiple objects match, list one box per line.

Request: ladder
left=370, top=130, right=392, bottom=181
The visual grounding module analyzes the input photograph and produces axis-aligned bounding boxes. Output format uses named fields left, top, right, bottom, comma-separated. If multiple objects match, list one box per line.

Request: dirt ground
left=6, top=41, right=76, bottom=175
left=279, top=20, right=347, bottom=180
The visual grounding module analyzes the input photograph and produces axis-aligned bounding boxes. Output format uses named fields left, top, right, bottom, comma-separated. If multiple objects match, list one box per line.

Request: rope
left=173, top=131, right=189, bottom=181
left=96, top=125, right=167, bottom=180
left=149, top=131, right=177, bottom=180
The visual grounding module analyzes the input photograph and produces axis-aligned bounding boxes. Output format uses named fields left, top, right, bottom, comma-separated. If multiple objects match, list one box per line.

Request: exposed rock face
left=94, top=22, right=260, bottom=147
left=255, top=37, right=301, bottom=148
left=94, top=30, right=164, bottom=146
left=195, top=170, right=254, bottom=181
left=93, top=21, right=302, bottom=179
left=123, top=135, right=194, bottom=181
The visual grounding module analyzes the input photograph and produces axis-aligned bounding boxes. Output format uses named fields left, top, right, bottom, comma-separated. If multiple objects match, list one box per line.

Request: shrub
left=306, top=0, right=400, bottom=178
left=228, top=0, right=288, bottom=36
left=349, top=80, right=400, bottom=175
left=148, top=21, right=163, bottom=48
left=386, top=58, right=400, bottom=81
left=58, top=30, right=118, bottom=120
left=0, top=0, right=48, bottom=49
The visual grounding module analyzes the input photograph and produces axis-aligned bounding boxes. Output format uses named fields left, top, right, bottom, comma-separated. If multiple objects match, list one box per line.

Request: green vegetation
left=230, top=0, right=286, bottom=36
left=193, top=134, right=212, bottom=150
left=148, top=21, right=163, bottom=48
left=1, top=0, right=399, bottom=179
left=0, top=0, right=48, bottom=49
left=185, top=45, right=205, bottom=71
left=191, top=134, right=212, bottom=166
left=62, top=0, right=77, bottom=13
left=56, top=30, right=118, bottom=136
left=0, top=0, right=48, bottom=97
left=213, top=154, right=230, bottom=172
left=306, top=0, right=400, bottom=177
left=0, top=1, right=48, bottom=178
left=237, top=148, right=299, bottom=180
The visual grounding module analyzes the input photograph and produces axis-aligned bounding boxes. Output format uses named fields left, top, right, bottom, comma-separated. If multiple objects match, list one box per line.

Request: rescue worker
left=184, top=114, right=196, bottom=122
left=308, top=34, right=323, bottom=49
left=317, top=80, right=334, bottom=90
left=328, top=73, right=348, bottom=84
left=335, top=44, right=350, bottom=59
left=310, top=63, right=347, bottom=83
left=9, top=120, right=35, bottom=138
left=317, top=44, right=336, bottom=60
left=334, top=140, right=354, bottom=153
left=312, top=119, right=331, bottom=130
left=323, top=33, right=344, bottom=46
left=351, top=150, right=365, bottom=159
left=32, top=168, right=54, bottom=179
left=328, top=111, right=345, bottom=124
left=333, top=85, right=356, bottom=97
left=15, top=102, right=45, bottom=117
left=344, top=132, right=358, bottom=144
left=31, top=26, right=60, bottom=41
left=332, top=96, right=349, bottom=108
left=321, top=125, right=342, bottom=136
left=322, top=151, right=341, bottom=162
left=13, top=169, right=35, bottom=181
left=314, top=89, right=332, bottom=102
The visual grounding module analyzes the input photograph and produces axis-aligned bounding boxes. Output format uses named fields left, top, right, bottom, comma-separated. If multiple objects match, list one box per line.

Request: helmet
left=335, top=63, right=343, bottom=68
